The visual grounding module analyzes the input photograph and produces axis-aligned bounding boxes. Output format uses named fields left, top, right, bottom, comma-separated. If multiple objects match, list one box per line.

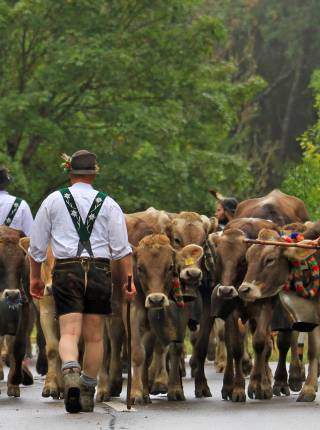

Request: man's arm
left=29, top=257, right=45, bottom=299
left=112, top=254, right=136, bottom=302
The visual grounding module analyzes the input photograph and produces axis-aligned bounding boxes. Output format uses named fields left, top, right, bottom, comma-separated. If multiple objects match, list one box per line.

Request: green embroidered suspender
left=4, top=197, right=22, bottom=227
left=59, top=188, right=107, bottom=257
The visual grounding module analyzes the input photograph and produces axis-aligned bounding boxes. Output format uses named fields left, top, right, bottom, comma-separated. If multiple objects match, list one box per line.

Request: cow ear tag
left=185, top=257, right=195, bottom=266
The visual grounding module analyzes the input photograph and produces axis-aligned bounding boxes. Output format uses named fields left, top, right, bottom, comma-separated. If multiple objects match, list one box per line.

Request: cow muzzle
left=145, top=293, right=170, bottom=309
left=217, top=285, right=238, bottom=299
left=2, top=289, right=22, bottom=309
left=238, top=282, right=261, bottom=301
left=180, top=267, right=202, bottom=284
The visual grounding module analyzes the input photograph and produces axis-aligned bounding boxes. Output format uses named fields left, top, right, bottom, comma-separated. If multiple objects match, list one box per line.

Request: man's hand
left=123, top=281, right=137, bottom=303
left=30, top=278, right=45, bottom=300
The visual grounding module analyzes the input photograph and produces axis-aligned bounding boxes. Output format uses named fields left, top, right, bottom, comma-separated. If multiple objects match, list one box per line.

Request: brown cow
left=130, top=234, right=203, bottom=404
left=239, top=228, right=320, bottom=402
left=0, top=226, right=33, bottom=397
left=235, top=189, right=309, bottom=225
left=209, top=218, right=280, bottom=401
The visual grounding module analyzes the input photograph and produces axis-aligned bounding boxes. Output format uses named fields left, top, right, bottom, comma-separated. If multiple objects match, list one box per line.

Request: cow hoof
left=297, top=389, right=316, bottom=402
left=7, top=386, right=20, bottom=397
left=168, top=389, right=185, bottom=401
left=232, top=388, right=246, bottom=403
left=150, top=382, right=167, bottom=395
left=221, top=385, right=232, bottom=401
left=195, top=385, right=212, bottom=398
left=42, top=386, right=60, bottom=399
left=22, top=366, right=34, bottom=386
left=248, top=384, right=272, bottom=400
left=288, top=377, right=303, bottom=392
left=273, top=382, right=290, bottom=397
left=131, top=394, right=151, bottom=405
left=109, top=380, right=122, bottom=397
left=0, top=369, right=4, bottom=381
left=96, top=391, right=111, bottom=403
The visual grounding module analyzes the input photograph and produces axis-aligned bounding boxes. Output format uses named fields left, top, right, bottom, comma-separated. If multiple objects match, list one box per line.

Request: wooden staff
left=126, top=275, right=132, bottom=410
left=243, top=238, right=320, bottom=249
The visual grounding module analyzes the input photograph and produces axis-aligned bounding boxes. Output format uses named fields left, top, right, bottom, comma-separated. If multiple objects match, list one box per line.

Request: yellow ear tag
left=185, top=257, right=195, bottom=266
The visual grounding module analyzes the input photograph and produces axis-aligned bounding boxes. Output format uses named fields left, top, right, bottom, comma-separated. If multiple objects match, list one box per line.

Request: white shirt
left=29, top=182, right=131, bottom=262
left=0, top=191, right=34, bottom=236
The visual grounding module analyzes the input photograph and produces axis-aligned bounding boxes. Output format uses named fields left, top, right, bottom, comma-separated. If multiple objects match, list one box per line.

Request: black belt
left=56, top=257, right=110, bottom=264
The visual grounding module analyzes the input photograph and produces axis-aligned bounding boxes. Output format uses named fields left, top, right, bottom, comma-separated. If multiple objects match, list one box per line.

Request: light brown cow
left=130, top=234, right=203, bottom=404
left=19, top=238, right=62, bottom=399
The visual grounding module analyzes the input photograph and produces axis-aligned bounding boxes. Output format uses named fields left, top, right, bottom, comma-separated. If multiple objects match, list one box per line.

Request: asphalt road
left=0, top=361, right=319, bottom=430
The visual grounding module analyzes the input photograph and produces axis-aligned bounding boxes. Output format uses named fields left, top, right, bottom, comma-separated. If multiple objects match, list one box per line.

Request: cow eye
left=168, top=264, right=174, bottom=272
left=174, top=237, right=181, bottom=246
left=265, top=257, right=275, bottom=267
left=137, top=266, right=143, bottom=273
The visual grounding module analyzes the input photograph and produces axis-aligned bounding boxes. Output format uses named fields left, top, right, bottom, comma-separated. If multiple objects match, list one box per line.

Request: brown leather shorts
left=52, top=259, right=112, bottom=316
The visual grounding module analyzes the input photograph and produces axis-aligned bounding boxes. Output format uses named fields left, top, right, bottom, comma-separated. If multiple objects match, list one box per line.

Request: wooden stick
left=126, top=275, right=132, bottom=410
left=243, top=238, right=320, bottom=249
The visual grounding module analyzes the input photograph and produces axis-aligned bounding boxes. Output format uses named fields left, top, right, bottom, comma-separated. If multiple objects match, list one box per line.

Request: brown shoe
left=63, top=368, right=81, bottom=413
left=80, top=383, right=95, bottom=412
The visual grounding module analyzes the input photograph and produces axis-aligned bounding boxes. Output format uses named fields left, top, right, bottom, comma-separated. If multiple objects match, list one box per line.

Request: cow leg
left=189, top=328, right=198, bottom=378
left=130, top=306, right=151, bottom=404
left=149, top=340, right=169, bottom=395
left=35, top=305, right=48, bottom=376
left=248, top=303, right=273, bottom=400
left=0, top=336, right=5, bottom=381
left=96, top=324, right=110, bottom=402
left=193, top=309, right=214, bottom=398
left=297, top=327, right=320, bottom=402
left=222, top=313, right=246, bottom=402
left=40, top=296, right=62, bottom=399
left=242, top=324, right=252, bottom=376
left=6, top=335, right=20, bottom=397
left=167, top=341, right=185, bottom=401
left=214, top=319, right=227, bottom=373
left=289, top=331, right=304, bottom=392
left=273, top=331, right=291, bottom=396
left=106, top=315, right=125, bottom=398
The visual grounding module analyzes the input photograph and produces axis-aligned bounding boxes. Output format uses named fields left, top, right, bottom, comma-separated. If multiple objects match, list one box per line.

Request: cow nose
left=218, top=285, right=238, bottom=298
left=186, top=270, right=201, bottom=280
left=4, top=290, right=20, bottom=301
left=149, top=295, right=165, bottom=306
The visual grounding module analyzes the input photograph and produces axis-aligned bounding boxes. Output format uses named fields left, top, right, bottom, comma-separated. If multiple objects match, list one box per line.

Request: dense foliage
left=282, top=70, right=320, bottom=220
left=0, top=0, right=265, bottom=215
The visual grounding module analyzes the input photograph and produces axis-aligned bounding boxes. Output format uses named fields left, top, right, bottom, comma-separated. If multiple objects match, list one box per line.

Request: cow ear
left=158, top=210, right=171, bottom=234
left=258, top=228, right=280, bottom=241
left=200, top=215, right=218, bottom=234
left=176, top=244, right=203, bottom=266
left=208, top=189, right=224, bottom=201
left=208, top=232, right=221, bottom=247
left=284, top=241, right=317, bottom=261
left=19, top=237, right=30, bottom=254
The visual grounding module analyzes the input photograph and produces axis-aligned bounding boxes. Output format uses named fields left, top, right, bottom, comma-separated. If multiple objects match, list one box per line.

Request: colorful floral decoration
left=61, top=153, right=72, bottom=172
left=282, top=232, right=320, bottom=299
left=172, top=274, right=184, bottom=307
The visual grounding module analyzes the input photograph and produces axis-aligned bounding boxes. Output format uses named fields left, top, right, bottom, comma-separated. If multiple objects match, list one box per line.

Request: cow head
left=133, top=234, right=203, bottom=309
left=238, top=229, right=317, bottom=301
left=208, top=229, right=249, bottom=299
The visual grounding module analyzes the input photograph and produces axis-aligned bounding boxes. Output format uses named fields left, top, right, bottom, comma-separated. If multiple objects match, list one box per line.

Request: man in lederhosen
left=28, top=150, right=136, bottom=413
left=0, top=166, right=33, bottom=236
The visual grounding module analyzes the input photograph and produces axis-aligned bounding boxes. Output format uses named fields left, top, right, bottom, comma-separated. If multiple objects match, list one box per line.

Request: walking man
left=0, top=166, right=33, bottom=236
left=28, top=150, right=136, bottom=413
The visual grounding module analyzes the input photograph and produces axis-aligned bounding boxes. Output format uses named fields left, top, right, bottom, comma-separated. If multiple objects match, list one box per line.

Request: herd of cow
left=1, top=188, right=320, bottom=407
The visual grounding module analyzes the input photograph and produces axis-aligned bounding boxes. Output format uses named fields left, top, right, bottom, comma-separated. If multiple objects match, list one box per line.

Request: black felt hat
left=0, top=166, right=11, bottom=188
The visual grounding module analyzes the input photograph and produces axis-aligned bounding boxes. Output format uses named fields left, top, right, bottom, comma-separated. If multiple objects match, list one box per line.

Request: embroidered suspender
left=59, top=188, right=107, bottom=258
left=4, top=197, right=22, bottom=227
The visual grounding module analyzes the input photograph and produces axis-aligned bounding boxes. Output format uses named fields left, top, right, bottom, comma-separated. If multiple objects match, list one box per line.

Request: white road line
left=103, top=400, right=137, bottom=412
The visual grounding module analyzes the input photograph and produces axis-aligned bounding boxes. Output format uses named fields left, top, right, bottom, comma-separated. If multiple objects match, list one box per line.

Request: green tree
left=0, top=0, right=263, bottom=214
left=282, top=70, right=320, bottom=219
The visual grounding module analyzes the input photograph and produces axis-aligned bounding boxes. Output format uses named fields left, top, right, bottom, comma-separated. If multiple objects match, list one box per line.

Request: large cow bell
left=0, top=297, right=20, bottom=336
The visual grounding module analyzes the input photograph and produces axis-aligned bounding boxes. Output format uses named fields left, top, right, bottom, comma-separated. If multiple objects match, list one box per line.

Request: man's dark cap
left=0, top=166, right=11, bottom=188
left=221, top=197, right=239, bottom=215
left=70, top=150, right=99, bottom=175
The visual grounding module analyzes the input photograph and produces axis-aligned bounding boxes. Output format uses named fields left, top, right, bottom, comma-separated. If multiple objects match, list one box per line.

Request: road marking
left=103, top=400, right=137, bottom=412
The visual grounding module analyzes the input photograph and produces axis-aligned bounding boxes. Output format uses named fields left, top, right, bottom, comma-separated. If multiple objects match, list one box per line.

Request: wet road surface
left=0, top=362, right=319, bottom=430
